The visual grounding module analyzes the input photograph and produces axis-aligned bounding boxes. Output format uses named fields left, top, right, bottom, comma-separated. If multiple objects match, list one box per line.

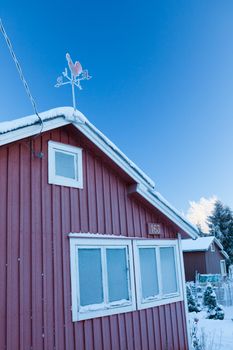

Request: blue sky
left=0, top=1, right=233, bottom=213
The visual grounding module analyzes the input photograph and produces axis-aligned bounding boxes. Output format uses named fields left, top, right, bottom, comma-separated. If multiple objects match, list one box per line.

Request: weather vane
left=55, top=53, right=91, bottom=110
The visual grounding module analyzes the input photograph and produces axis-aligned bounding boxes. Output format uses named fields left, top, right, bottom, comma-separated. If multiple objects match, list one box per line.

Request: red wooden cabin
left=182, top=236, right=228, bottom=282
left=0, top=107, right=198, bottom=350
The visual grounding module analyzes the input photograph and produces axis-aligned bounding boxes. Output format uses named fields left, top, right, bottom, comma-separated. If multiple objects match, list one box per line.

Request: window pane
left=139, top=248, right=159, bottom=299
left=160, top=247, right=178, bottom=295
left=55, top=151, right=76, bottom=179
left=78, top=248, right=103, bottom=306
left=220, top=260, right=226, bottom=275
left=106, top=248, right=129, bottom=302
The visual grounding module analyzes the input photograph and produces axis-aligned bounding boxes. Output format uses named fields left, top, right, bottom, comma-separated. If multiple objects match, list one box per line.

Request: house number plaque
left=148, top=223, right=161, bottom=235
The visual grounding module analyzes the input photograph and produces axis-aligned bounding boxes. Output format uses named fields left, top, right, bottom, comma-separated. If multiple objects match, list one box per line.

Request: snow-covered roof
left=0, top=106, right=199, bottom=239
left=182, top=236, right=229, bottom=258
left=0, top=107, right=154, bottom=188
left=0, top=107, right=86, bottom=134
left=182, top=236, right=215, bottom=251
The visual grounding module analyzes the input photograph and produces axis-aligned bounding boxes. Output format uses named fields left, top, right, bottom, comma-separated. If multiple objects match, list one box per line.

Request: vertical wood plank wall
left=205, top=247, right=225, bottom=275
left=0, top=126, right=188, bottom=350
left=183, top=252, right=207, bottom=282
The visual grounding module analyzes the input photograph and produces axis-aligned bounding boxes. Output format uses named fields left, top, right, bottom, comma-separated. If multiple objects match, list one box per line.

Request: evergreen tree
left=197, top=224, right=206, bottom=237
left=207, top=200, right=233, bottom=263
left=203, top=284, right=224, bottom=320
left=203, top=284, right=216, bottom=308
left=203, top=283, right=217, bottom=308
left=208, top=201, right=227, bottom=239
left=220, top=210, right=233, bottom=263
left=186, top=284, right=200, bottom=312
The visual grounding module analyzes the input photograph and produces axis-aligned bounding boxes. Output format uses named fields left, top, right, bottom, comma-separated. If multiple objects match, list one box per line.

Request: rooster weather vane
left=55, top=53, right=91, bottom=110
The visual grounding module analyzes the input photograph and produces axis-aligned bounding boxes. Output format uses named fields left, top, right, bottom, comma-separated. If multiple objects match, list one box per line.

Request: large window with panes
left=69, top=236, right=183, bottom=321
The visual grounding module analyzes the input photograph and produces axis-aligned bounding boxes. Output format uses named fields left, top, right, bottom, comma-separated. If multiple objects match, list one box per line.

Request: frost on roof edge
left=149, top=189, right=198, bottom=233
left=0, top=107, right=86, bottom=135
left=0, top=107, right=155, bottom=189
left=0, top=107, right=199, bottom=236
left=83, top=119, right=155, bottom=188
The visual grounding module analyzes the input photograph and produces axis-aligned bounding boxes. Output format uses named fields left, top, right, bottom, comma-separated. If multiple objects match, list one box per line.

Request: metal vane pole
left=55, top=53, right=91, bottom=110
left=71, top=75, right=76, bottom=110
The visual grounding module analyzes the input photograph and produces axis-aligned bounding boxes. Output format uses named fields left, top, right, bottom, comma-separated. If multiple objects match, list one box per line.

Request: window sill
left=138, top=294, right=183, bottom=310
left=48, top=176, right=83, bottom=189
left=74, top=303, right=136, bottom=321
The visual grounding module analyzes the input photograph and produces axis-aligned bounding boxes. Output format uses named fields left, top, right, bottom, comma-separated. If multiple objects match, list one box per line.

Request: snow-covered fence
left=187, top=278, right=233, bottom=307
left=215, top=281, right=233, bottom=306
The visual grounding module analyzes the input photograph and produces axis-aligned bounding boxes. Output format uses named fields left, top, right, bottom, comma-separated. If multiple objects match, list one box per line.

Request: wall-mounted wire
left=20, top=139, right=44, bottom=160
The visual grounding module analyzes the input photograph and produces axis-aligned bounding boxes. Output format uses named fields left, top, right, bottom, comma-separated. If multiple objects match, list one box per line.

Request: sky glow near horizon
left=187, top=196, right=217, bottom=233
left=0, top=1, right=233, bottom=214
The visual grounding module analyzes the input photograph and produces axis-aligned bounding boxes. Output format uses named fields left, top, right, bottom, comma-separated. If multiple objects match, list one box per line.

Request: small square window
left=48, top=141, right=83, bottom=188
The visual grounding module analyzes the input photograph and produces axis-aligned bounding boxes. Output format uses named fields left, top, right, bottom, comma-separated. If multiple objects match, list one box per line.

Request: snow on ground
left=189, top=307, right=233, bottom=349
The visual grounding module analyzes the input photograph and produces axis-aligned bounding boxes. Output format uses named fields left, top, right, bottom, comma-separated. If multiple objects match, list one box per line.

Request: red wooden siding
left=205, top=246, right=225, bottom=275
left=0, top=125, right=188, bottom=350
left=183, top=244, right=225, bottom=282
left=183, top=251, right=206, bottom=281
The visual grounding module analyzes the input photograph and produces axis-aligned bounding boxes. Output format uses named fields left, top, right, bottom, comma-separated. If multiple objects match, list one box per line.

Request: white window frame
left=48, top=141, right=83, bottom=188
left=133, top=239, right=183, bottom=310
left=70, top=237, right=136, bottom=321
left=210, top=243, right=215, bottom=252
left=220, top=259, right=227, bottom=276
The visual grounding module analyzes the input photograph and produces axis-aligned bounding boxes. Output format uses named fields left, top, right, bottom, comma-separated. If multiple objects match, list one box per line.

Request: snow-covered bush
left=187, top=284, right=200, bottom=312
left=203, top=284, right=224, bottom=320
left=190, top=317, right=223, bottom=349
left=191, top=318, right=202, bottom=350
left=203, top=284, right=217, bottom=309
left=196, top=285, right=203, bottom=310
left=207, top=304, right=224, bottom=320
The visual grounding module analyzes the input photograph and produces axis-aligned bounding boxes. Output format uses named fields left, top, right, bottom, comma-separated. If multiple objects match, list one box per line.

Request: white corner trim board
left=178, top=233, right=192, bottom=349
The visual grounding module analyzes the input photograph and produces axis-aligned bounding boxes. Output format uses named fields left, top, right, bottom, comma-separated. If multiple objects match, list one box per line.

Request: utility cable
left=0, top=19, right=43, bottom=132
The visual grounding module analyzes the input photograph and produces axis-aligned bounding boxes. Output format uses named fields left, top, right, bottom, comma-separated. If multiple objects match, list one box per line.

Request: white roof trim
left=0, top=107, right=79, bottom=134
left=71, top=113, right=155, bottom=189
left=0, top=117, right=70, bottom=146
left=214, top=238, right=224, bottom=251
left=221, top=250, right=229, bottom=259
left=0, top=107, right=199, bottom=239
left=213, top=238, right=229, bottom=259
left=128, top=184, right=198, bottom=239
left=0, top=107, right=154, bottom=189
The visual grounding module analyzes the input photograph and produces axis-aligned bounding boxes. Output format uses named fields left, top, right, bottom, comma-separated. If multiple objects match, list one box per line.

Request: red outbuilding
left=182, top=236, right=228, bottom=282
left=0, top=107, right=198, bottom=350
